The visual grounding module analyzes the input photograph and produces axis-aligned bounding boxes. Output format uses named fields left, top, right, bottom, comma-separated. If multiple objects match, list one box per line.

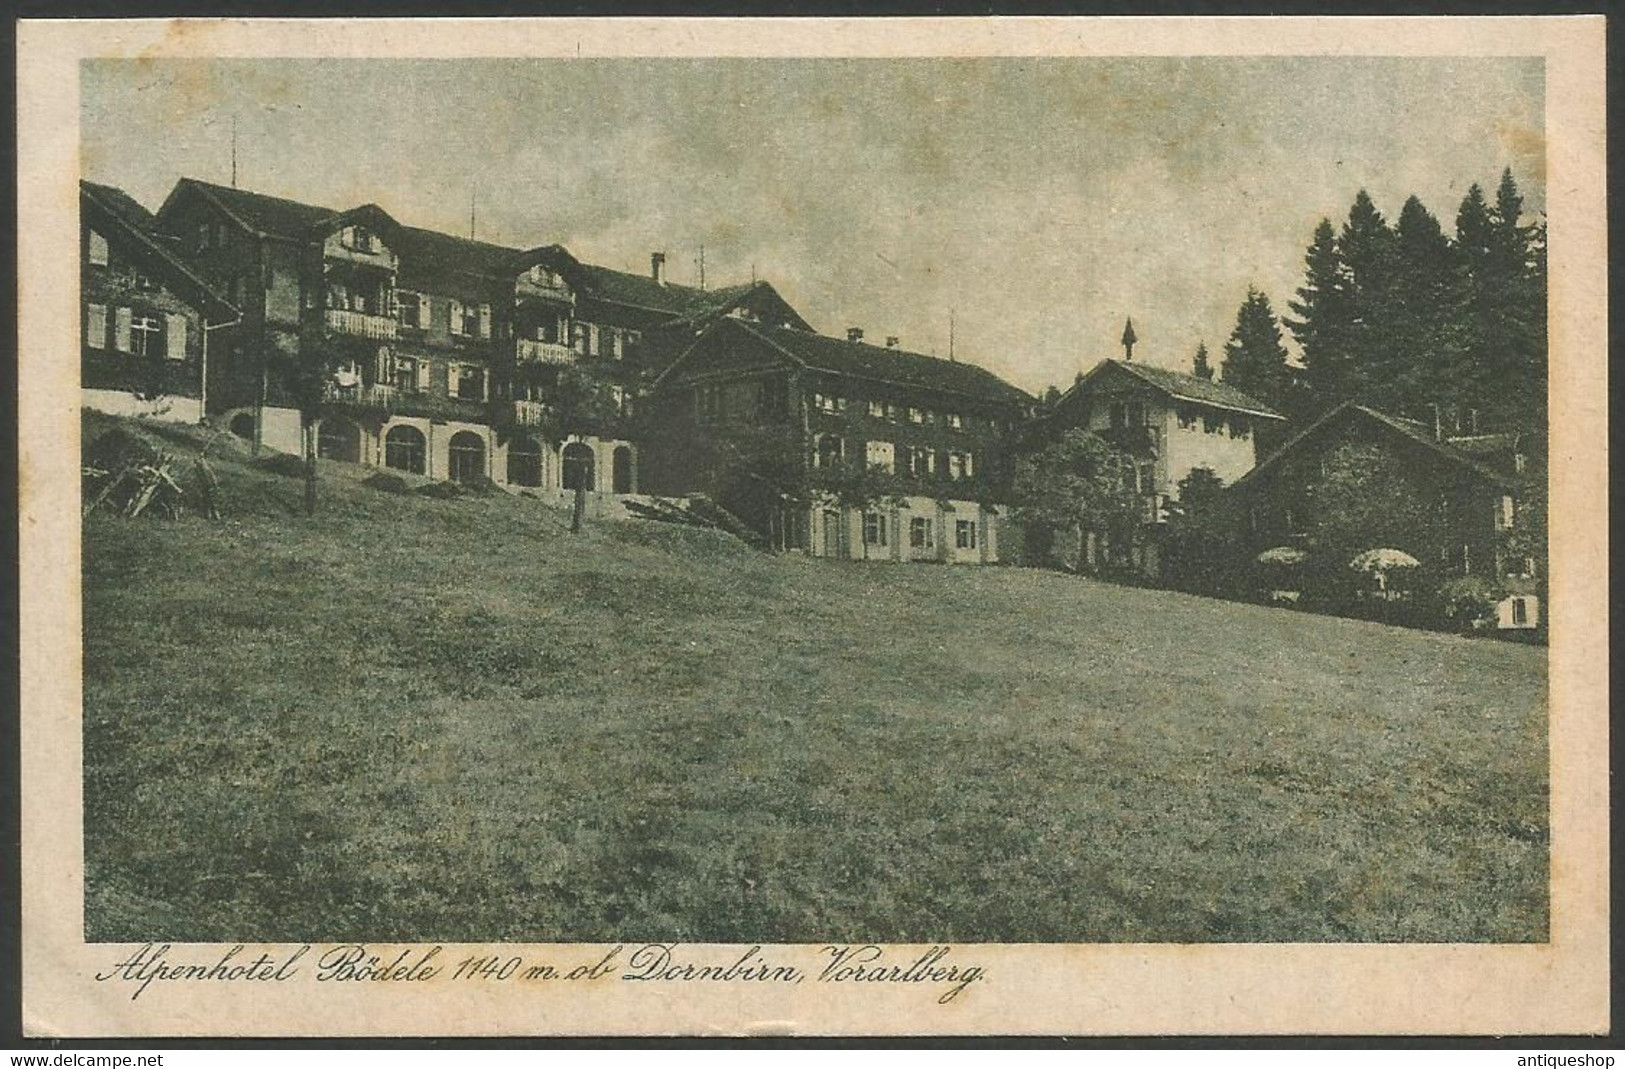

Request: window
left=450, top=364, right=486, bottom=400
left=1177, top=407, right=1197, bottom=430
left=956, top=519, right=977, bottom=550
left=1496, top=495, right=1515, bottom=530
left=863, top=512, right=888, bottom=547
left=85, top=303, right=106, bottom=349
left=624, top=330, right=642, bottom=361
left=346, top=226, right=376, bottom=253
left=88, top=230, right=109, bottom=267
left=1514, top=453, right=1527, bottom=474
left=130, top=313, right=162, bottom=358
left=910, top=516, right=934, bottom=549
left=908, top=406, right=924, bottom=425
left=610, top=384, right=632, bottom=417
left=394, top=356, right=428, bottom=394
left=1204, top=415, right=1225, bottom=435
left=572, top=321, right=589, bottom=355
left=946, top=413, right=963, bottom=430
left=1511, top=597, right=1529, bottom=627
left=813, top=392, right=845, bottom=414
left=948, top=451, right=972, bottom=480
left=865, top=440, right=896, bottom=473
left=917, top=449, right=937, bottom=477
left=695, top=385, right=722, bottom=424
left=449, top=300, right=466, bottom=336
left=815, top=434, right=844, bottom=469
left=197, top=223, right=210, bottom=252
left=397, top=291, right=424, bottom=329
left=384, top=425, right=426, bottom=475
left=164, top=314, right=187, bottom=361
left=867, top=399, right=885, bottom=419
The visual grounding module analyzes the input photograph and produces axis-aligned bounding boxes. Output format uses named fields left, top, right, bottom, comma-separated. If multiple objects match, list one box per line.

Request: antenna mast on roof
left=697, top=244, right=706, bottom=291
left=949, top=308, right=956, bottom=362
left=230, top=115, right=238, bottom=188
left=469, top=187, right=477, bottom=241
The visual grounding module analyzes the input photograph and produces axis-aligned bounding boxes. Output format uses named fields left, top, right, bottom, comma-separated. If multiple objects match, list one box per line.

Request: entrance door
left=448, top=430, right=486, bottom=484
left=822, top=511, right=841, bottom=558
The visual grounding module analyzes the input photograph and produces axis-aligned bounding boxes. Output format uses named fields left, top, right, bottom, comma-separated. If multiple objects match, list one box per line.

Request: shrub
left=414, top=481, right=464, bottom=500
left=362, top=473, right=410, bottom=495
left=255, top=452, right=309, bottom=479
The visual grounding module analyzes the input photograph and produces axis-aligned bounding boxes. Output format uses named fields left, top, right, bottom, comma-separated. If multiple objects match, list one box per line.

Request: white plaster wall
left=1162, top=411, right=1263, bottom=491
left=82, top=389, right=203, bottom=425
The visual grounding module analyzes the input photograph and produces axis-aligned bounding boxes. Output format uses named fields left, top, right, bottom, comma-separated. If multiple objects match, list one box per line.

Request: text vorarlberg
left=92, top=943, right=986, bottom=1004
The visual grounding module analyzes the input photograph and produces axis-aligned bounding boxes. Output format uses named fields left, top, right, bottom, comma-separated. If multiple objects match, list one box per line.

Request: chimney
left=885, top=335, right=899, bottom=349
left=651, top=252, right=667, bottom=287
left=847, top=326, right=864, bottom=343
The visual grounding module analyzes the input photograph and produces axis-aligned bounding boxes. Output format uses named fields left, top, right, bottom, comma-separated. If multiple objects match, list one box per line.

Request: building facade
left=1227, top=402, right=1544, bottom=630
left=649, top=319, right=1034, bottom=563
left=80, top=181, right=238, bottom=424
left=146, top=178, right=807, bottom=505
left=1044, top=357, right=1285, bottom=573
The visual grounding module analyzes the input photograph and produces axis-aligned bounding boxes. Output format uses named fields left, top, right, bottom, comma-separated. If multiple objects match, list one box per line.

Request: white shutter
left=480, top=368, right=490, bottom=401
left=114, top=307, right=132, bottom=352
left=450, top=300, right=464, bottom=336
left=446, top=363, right=460, bottom=397
left=416, top=360, right=431, bottom=392
left=165, top=314, right=187, bottom=361
left=478, top=303, right=492, bottom=339
left=86, top=304, right=106, bottom=349
left=418, top=294, right=431, bottom=330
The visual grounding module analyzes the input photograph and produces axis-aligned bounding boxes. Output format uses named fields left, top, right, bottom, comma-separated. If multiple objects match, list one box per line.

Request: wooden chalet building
left=80, top=181, right=239, bottom=424
left=1046, top=355, right=1286, bottom=573
left=649, top=319, right=1034, bottom=563
left=1228, top=401, right=1544, bottom=630
left=150, top=178, right=806, bottom=505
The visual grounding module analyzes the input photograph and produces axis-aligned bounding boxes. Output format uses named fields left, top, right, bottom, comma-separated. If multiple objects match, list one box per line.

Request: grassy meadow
left=82, top=413, right=1549, bottom=943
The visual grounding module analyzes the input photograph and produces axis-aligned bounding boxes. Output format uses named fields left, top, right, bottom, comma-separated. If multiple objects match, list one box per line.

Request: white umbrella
left=1349, top=547, right=1421, bottom=572
left=1256, top=546, right=1308, bottom=566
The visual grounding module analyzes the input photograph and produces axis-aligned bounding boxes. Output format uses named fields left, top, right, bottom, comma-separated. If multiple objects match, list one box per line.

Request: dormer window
left=347, top=226, right=376, bottom=253
left=88, top=230, right=109, bottom=267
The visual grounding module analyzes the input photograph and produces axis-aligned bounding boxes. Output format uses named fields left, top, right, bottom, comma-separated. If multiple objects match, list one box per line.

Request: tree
left=1379, top=194, right=1463, bottom=412
left=1041, top=384, right=1063, bottom=407
left=1286, top=217, right=1352, bottom=406
left=1219, top=287, right=1290, bottom=412
left=1302, top=441, right=1443, bottom=571
left=1322, top=189, right=1397, bottom=407
left=1010, top=429, right=1140, bottom=574
left=1161, top=466, right=1242, bottom=595
left=1191, top=341, right=1214, bottom=381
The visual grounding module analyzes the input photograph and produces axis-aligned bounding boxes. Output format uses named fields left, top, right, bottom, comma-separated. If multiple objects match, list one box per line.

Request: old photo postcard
left=17, top=16, right=1609, bottom=1037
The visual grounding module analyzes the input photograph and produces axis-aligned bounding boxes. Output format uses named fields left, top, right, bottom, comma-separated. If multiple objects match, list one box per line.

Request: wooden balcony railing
left=516, top=338, right=576, bottom=365
left=324, top=308, right=399, bottom=340
left=510, top=400, right=547, bottom=427
left=322, top=381, right=397, bottom=411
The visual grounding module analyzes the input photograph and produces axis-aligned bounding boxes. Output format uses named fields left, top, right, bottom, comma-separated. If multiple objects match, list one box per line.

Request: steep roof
left=666, top=318, right=1031, bottom=407
left=82, top=180, right=237, bottom=319
left=394, top=225, right=521, bottom=280
left=1066, top=359, right=1285, bottom=420
left=174, top=178, right=338, bottom=239
left=1231, top=401, right=1514, bottom=491
left=573, top=262, right=717, bottom=314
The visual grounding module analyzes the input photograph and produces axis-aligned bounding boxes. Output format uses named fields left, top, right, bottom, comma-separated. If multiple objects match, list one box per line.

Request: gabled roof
left=1062, top=359, right=1285, bottom=420
left=573, top=262, right=718, bottom=315
left=166, top=178, right=338, bottom=240
left=1231, top=401, right=1514, bottom=491
left=394, top=225, right=520, bottom=280
left=82, top=180, right=237, bottom=320
left=661, top=318, right=1032, bottom=407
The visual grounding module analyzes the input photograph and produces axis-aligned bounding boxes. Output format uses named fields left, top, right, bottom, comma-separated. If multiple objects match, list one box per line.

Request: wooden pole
left=570, top=484, right=586, bottom=533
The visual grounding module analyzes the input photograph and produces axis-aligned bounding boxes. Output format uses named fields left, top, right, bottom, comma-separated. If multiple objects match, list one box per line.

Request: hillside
left=81, top=413, right=1548, bottom=943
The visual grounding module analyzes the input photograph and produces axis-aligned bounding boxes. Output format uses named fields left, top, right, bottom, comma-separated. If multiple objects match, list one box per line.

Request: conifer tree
left=1286, top=217, right=1351, bottom=406
left=1191, top=341, right=1214, bottom=381
left=1380, top=194, right=1462, bottom=414
left=1220, top=287, right=1289, bottom=413
left=1334, top=189, right=1396, bottom=403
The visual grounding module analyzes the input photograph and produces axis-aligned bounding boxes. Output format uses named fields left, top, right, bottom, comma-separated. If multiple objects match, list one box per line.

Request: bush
left=414, top=481, right=465, bottom=500
left=84, top=427, right=160, bottom=476
left=362, top=473, right=410, bottom=495
left=255, top=452, right=309, bottom=479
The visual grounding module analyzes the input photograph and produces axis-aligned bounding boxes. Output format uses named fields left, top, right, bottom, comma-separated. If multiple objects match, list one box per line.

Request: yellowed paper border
left=19, top=16, right=1608, bottom=1037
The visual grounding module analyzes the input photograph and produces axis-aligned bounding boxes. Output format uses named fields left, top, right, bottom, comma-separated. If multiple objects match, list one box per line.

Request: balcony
left=517, top=338, right=576, bottom=365
left=516, top=275, right=575, bottom=304
left=508, top=400, right=548, bottom=428
left=324, top=308, right=399, bottom=340
left=322, top=381, right=397, bottom=412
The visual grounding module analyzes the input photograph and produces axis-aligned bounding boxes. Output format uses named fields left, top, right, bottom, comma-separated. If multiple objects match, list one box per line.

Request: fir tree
left=1286, top=217, right=1352, bottom=406
left=1191, top=341, right=1214, bottom=381
left=1334, top=189, right=1396, bottom=403
left=1220, top=287, right=1289, bottom=413
left=1380, top=195, right=1463, bottom=414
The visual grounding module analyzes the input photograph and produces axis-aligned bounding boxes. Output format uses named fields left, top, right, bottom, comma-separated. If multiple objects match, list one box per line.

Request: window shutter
left=418, top=294, right=431, bottom=329
left=449, top=300, right=463, bottom=335
left=88, top=230, right=109, bottom=267
left=416, top=360, right=431, bottom=392
left=165, top=314, right=187, bottom=360
left=446, top=363, right=460, bottom=397
left=114, top=306, right=132, bottom=352
left=86, top=304, right=106, bottom=349
left=480, top=369, right=490, bottom=401
left=478, top=303, right=492, bottom=339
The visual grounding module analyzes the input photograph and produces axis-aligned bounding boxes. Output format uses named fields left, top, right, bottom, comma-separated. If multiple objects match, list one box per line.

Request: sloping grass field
left=82, top=413, right=1548, bottom=944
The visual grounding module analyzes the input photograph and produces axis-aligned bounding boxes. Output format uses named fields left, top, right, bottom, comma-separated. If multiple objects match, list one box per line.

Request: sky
left=81, top=56, right=1544, bottom=395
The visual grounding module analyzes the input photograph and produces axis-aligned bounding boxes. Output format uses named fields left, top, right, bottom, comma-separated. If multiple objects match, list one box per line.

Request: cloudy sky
left=82, top=56, right=1543, bottom=394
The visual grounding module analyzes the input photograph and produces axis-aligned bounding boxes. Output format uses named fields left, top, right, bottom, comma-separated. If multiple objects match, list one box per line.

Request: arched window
left=448, top=430, right=486, bottom=484
left=611, top=445, right=634, bottom=494
left=562, top=442, right=595, bottom=491
left=384, top=425, right=426, bottom=475
left=316, top=417, right=361, bottom=464
left=507, top=436, right=545, bottom=488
